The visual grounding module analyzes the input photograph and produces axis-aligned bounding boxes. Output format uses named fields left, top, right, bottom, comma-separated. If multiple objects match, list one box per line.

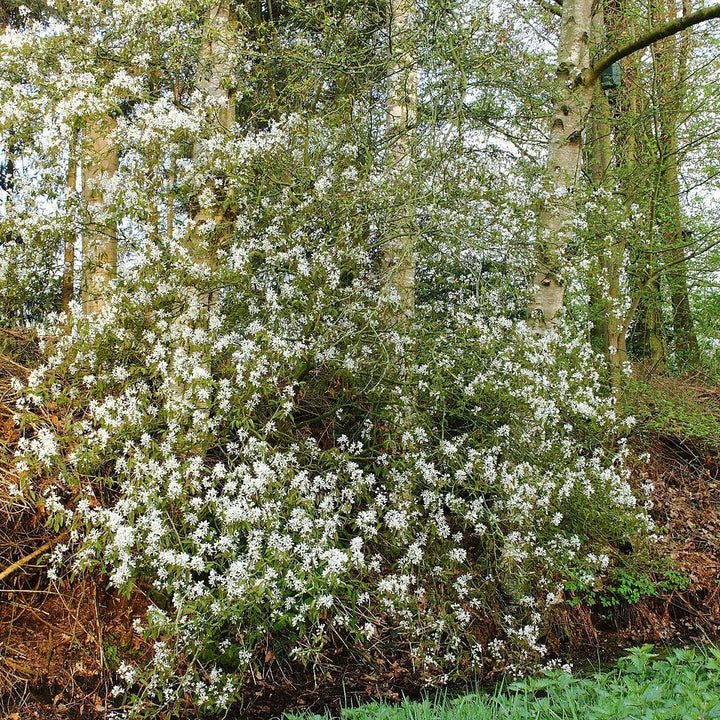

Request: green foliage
left=565, top=562, right=690, bottom=609
left=622, top=378, right=720, bottom=451
left=657, top=569, right=692, bottom=594
left=597, top=568, right=681, bottom=607
left=691, top=258, right=720, bottom=376
left=9, top=216, right=653, bottom=714
left=287, top=645, right=720, bottom=720
left=103, top=637, right=122, bottom=671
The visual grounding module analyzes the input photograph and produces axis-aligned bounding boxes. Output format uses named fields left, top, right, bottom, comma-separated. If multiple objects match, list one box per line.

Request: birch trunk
left=171, top=3, right=236, bottom=414
left=81, top=116, right=118, bottom=315
left=196, top=3, right=236, bottom=136
left=529, top=0, right=595, bottom=329
left=382, top=0, right=417, bottom=323
left=61, top=131, right=78, bottom=315
left=530, top=0, right=720, bottom=334
left=191, top=2, right=236, bottom=303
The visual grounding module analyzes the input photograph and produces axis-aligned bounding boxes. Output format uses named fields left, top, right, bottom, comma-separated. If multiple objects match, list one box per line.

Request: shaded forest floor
left=0, top=330, right=718, bottom=719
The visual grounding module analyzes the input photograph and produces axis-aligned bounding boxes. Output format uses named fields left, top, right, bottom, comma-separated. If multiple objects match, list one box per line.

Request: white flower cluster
left=12, top=265, right=652, bottom=714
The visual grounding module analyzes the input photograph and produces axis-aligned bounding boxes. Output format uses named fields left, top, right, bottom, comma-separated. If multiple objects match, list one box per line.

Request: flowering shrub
left=12, top=313, right=652, bottom=713
left=8, top=120, right=652, bottom=714
left=0, top=2, right=654, bottom=716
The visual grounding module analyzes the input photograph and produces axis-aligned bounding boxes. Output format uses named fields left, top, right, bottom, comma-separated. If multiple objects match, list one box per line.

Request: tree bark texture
left=531, top=0, right=720, bottom=334
left=61, top=131, right=78, bottom=315
left=530, top=0, right=595, bottom=329
left=191, top=2, right=236, bottom=288
left=652, top=0, right=700, bottom=368
left=382, top=0, right=418, bottom=323
left=81, top=116, right=118, bottom=315
left=170, top=2, right=237, bottom=413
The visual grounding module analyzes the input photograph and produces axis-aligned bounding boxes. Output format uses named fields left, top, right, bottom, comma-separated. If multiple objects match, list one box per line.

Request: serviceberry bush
left=12, top=130, right=651, bottom=713
left=0, top=1, right=654, bottom=716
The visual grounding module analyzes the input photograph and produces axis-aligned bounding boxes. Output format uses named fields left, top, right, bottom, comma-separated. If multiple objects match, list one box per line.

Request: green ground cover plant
left=287, top=645, right=720, bottom=720
left=622, top=378, right=720, bottom=453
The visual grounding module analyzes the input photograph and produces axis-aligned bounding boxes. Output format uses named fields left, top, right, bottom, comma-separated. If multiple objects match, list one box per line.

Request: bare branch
left=0, top=531, right=70, bottom=583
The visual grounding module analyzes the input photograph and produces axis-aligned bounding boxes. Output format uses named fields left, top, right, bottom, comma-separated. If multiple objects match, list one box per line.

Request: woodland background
left=0, top=0, right=719, bottom=717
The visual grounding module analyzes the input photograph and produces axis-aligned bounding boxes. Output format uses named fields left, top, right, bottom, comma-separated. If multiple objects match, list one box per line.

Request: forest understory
left=0, top=328, right=718, bottom=720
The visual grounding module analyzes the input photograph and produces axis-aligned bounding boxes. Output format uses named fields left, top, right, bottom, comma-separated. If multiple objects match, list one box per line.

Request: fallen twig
left=0, top=531, right=70, bottom=583
left=1, top=656, right=34, bottom=675
left=0, top=353, right=29, bottom=379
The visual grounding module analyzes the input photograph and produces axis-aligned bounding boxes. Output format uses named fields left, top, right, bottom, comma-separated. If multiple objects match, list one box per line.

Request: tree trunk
left=191, top=2, right=236, bottom=297
left=529, top=0, right=595, bottom=330
left=382, top=0, right=417, bottom=324
left=587, top=81, right=612, bottom=354
left=653, top=0, right=700, bottom=369
left=530, top=0, right=720, bottom=336
left=604, top=0, right=639, bottom=387
left=61, top=131, right=78, bottom=315
left=170, top=3, right=237, bottom=414
left=628, top=132, right=669, bottom=376
left=632, top=270, right=668, bottom=375
left=660, top=132, right=699, bottom=368
left=195, top=3, right=236, bottom=136
left=81, top=116, right=118, bottom=315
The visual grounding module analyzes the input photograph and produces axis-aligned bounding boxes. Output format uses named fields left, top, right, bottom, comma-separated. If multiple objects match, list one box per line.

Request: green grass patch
left=287, top=645, right=720, bottom=720
left=622, top=377, right=720, bottom=452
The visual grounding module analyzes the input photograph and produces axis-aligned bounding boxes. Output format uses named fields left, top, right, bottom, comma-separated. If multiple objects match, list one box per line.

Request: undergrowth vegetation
left=623, top=377, right=720, bottom=454
left=287, top=645, right=720, bottom=720
left=2, top=1, right=719, bottom=718
left=2, top=64, right=657, bottom=718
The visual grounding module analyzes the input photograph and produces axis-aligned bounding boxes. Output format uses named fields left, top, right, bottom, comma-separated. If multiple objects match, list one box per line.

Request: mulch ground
left=0, top=330, right=718, bottom=719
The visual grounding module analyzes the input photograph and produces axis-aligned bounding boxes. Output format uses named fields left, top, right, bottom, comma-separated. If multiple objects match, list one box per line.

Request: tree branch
left=533, top=0, right=562, bottom=15
left=620, top=231, right=720, bottom=335
left=592, top=3, right=720, bottom=80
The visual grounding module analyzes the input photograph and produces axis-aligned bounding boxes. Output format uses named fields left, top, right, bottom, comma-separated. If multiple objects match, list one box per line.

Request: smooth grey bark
left=529, top=0, right=595, bottom=329
left=191, top=2, right=236, bottom=314
left=382, top=0, right=418, bottom=324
